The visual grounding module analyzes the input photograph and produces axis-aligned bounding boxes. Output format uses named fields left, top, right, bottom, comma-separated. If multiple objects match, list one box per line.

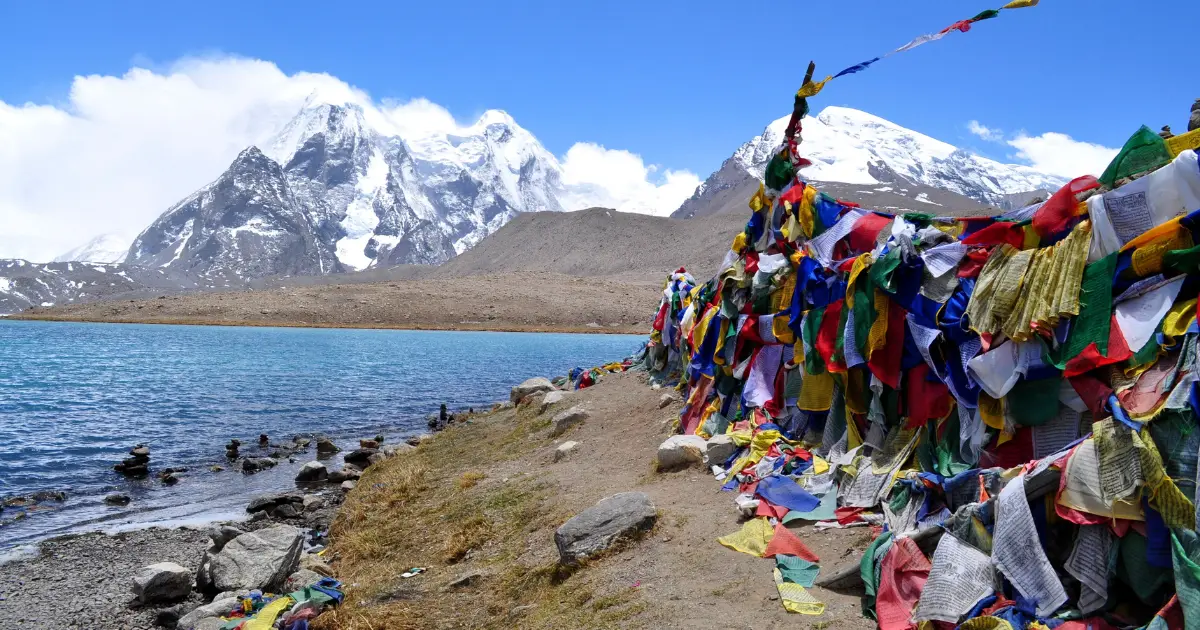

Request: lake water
left=0, top=321, right=643, bottom=551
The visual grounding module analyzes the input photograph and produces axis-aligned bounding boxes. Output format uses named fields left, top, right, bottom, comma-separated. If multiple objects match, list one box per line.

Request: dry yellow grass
left=312, top=404, right=647, bottom=630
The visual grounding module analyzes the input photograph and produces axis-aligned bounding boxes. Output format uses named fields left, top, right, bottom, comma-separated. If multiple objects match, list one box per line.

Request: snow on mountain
left=675, top=106, right=1065, bottom=219
left=129, top=100, right=572, bottom=278
left=53, top=234, right=130, bottom=264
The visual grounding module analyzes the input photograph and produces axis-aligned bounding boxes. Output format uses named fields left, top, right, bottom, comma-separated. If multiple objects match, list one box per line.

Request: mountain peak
left=474, top=109, right=517, bottom=129
left=53, top=233, right=130, bottom=264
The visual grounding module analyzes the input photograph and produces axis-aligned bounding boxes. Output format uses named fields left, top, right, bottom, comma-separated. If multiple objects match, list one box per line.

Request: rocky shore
left=0, top=426, right=426, bottom=630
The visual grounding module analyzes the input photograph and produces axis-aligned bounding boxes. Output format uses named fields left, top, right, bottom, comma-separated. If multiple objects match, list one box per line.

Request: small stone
left=270, top=503, right=301, bottom=519
left=359, top=439, right=379, bottom=449
left=341, top=480, right=357, bottom=492
left=555, top=492, right=656, bottom=565
left=656, top=435, right=707, bottom=471
left=299, top=554, right=333, bottom=576
left=445, top=570, right=484, bottom=590
left=104, top=494, right=131, bottom=506
left=539, top=390, right=566, bottom=413
left=327, top=467, right=361, bottom=483
left=380, top=443, right=415, bottom=458
left=241, top=457, right=277, bottom=473
left=550, top=406, right=589, bottom=437
left=367, top=452, right=386, bottom=467
left=295, top=461, right=327, bottom=483
left=658, top=392, right=680, bottom=409
left=315, top=438, right=339, bottom=454
left=210, top=465, right=224, bottom=472
left=160, top=472, right=180, bottom=485
left=154, top=605, right=182, bottom=628
left=130, top=446, right=150, bottom=457
left=284, top=568, right=323, bottom=591
left=131, top=562, right=192, bottom=605
left=343, top=448, right=378, bottom=468
left=246, top=493, right=302, bottom=514
left=704, top=434, right=738, bottom=467
left=552, top=441, right=579, bottom=463
left=302, top=494, right=325, bottom=512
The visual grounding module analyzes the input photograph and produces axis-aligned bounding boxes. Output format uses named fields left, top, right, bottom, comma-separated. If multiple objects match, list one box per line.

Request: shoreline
left=4, top=315, right=645, bottom=335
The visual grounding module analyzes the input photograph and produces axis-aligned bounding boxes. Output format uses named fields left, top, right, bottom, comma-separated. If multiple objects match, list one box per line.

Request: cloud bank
left=967, top=119, right=1119, bottom=180
left=0, top=57, right=699, bottom=262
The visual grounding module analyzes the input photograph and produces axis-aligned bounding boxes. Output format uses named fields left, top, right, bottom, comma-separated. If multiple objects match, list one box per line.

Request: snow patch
left=915, top=192, right=942, bottom=206
left=334, top=150, right=389, bottom=270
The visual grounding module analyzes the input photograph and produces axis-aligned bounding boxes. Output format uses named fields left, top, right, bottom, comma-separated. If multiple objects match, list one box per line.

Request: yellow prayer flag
left=1001, top=0, right=1039, bottom=8
left=1166, top=128, right=1200, bottom=157
left=796, top=76, right=833, bottom=98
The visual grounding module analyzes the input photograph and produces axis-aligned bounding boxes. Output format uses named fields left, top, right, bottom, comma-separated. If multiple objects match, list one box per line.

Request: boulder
left=104, top=493, right=131, bottom=506
left=177, top=596, right=240, bottom=630
left=511, top=377, right=555, bottom=403
left=131, top=562, right=192, bottom=605
left=270, top=503, right=301, bottom=519
left=315, top=438, right=339, bottom=454
left=553, top=441, right=580, bottom=463
left=704, top=434, right=738, bottom=467
left=241, top=457, right=277, bottom=473
left=284, top=568, right=323, bottom=591
left=343, top=448, right=378, bottom=468
left=327, top=467, right=361, bottom=483
left=381, top=443, right=415, bottom=458
left=295, top=461, right=327, bottom=483
left=658, top=392, right=680, bottom=409
left=208, top=525, right=304, bottom=592
left=554, top=492, right=657, bottom=564
left=539, top=390, right=567, bottom=413
left=207, top=525, right=244, bottom=552
left=246, top=493, right=302, bottom=514
left=550, top=406, right=589, bottom=437
left=656, top=435, right=707, bottom=471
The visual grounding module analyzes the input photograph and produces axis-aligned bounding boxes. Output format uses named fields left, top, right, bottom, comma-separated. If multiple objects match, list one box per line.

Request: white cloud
left=558, top=143, right=701, bottom=216
left=0, top=56, right=698, bottom=262
left=1007, top=132, right=1120, bottom=179
left=967, top=120, right=1003, bottom=142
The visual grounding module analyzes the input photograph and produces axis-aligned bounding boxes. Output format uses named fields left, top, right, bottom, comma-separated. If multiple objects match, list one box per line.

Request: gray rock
left=341, top=480, right=357, bottom=492
left=295, top=461, right=327, bottom=482
left=658, top=392, right=680, bottom=409
left=206, top=525, right=244, bottom=552
left=131, top=562, right=192, bottom=605
left=315, top=437, right=339, bottom=454
left=380, top=443, right=415, bottom=457
left=284, top=568, right=323, bottom=591
left=241, top=457, right=277, bottom=473
left=539, top=390, right=567, bottom=413
left=246, top=492, right=302, bottom=514
left=299, top=554, right=333, bottom=576
left=704, top=434, right=738, bottom=467
left=194, top=618, right=227, bottom=630
left=550, top=406, right=589, bottom=437
left=343, top=448, right=378, bottom=468
left=177, top=596, right=240, bottom=630
left=367, top=452, right=386, bottom=467
left=1190, top=99, right=1200, bottom=132
left=511, top=377, right=555, bottom=403
left=445, top=570, right=484, bottom=590
left=555, top=492, right=657, bottom=564
left=104, top=493, right=131, bottom=506
left=208, top=524, right=304, bottom=592
left=154, top=605, right=182, bottom=628
left=270, top=503, right=301, bottom=519
left=301, top=494, right=325, bottom=512
left=553, top=441, right=580, bottom=463
left=327, top=467, right=361, bottom=483
left=656, top=435, right=707, bottom=471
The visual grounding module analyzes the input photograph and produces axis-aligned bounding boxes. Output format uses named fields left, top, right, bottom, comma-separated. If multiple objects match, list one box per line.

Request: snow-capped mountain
left=0, top=259, right=216, bottom=314
left=674, top=106, right=1065, bottom=219
left=53, top=234, right=131, bottom=264
left=127, top=101, right=569, bottom=279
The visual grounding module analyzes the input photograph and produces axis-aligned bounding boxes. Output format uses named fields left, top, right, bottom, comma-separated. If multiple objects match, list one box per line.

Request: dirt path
left=318, top=372, right=874, bottom=629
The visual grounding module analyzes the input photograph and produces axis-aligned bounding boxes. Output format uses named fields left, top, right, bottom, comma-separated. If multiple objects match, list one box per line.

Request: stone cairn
left=226, top=439, right=241, bottom=459
left=114, top=444, right=151, bottom=477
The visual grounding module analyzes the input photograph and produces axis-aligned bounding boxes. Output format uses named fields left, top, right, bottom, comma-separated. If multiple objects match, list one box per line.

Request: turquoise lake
left=0, top=320, right=643, bottom=549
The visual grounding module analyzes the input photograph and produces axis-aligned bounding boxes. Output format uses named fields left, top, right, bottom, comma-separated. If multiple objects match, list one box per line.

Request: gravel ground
left=0, top=527, right=211, bottom=630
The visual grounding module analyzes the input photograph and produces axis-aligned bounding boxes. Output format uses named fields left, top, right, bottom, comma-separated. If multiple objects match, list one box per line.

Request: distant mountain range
left=1, top=103, right=1063, bottom=315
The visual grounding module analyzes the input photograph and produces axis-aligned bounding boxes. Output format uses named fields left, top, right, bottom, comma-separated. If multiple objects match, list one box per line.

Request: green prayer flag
left=1099, top=126, right=1173, bottom=188
left=776, top=554, right=821, bottom=587
left=1007, top=376, right=1062, bottom=426
left=764, top=153, right=796, bottom=191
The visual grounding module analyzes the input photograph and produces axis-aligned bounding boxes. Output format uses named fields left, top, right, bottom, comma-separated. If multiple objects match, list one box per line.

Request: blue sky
left=2, top=0, right=1194, bottom=174
left=0, top=0, right=1196, bottom=261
